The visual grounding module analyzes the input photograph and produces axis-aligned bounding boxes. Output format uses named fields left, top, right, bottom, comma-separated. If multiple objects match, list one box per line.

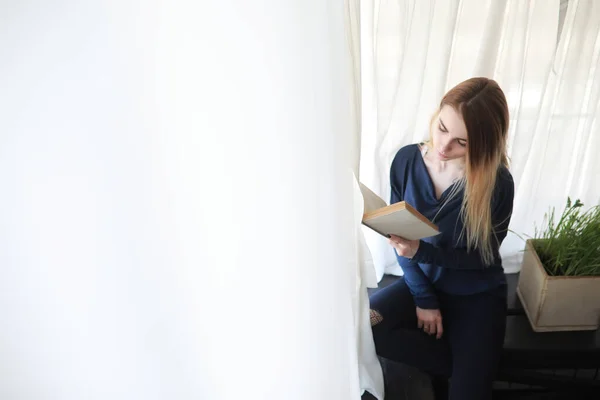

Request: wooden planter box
left=517, top=240, right=600, bottom=332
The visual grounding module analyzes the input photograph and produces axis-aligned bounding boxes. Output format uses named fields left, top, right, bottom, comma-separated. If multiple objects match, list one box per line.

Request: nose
left=440, top=138, right=452, bottom=154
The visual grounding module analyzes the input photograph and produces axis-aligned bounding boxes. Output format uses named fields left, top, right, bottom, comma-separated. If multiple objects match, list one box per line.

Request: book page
left=362, top=209, right=439, bottom=240
left=359, top=183, right=387, bottom=213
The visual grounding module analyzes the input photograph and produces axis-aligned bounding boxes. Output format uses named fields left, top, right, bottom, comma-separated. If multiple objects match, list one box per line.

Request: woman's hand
left=388, top=234, right=420, bottom=259
left=416, top=307, right=443, bottom=339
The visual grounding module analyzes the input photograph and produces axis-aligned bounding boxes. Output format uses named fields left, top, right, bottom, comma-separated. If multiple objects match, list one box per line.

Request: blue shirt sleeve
left=391, top=147, right=439, bottom=309
left=395, top=254, right=440, bottom=309
left=411, top=168, right=515, bottom=270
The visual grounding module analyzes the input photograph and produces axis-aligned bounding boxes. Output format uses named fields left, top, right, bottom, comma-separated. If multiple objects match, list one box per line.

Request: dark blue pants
left=370, top=277, right=507, bottom=400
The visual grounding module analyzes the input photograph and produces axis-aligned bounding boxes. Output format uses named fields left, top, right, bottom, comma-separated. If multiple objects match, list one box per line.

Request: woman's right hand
left=416, top=307, right=443, bottom=339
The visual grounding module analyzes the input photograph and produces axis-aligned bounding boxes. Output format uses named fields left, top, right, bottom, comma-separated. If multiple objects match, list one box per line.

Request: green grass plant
left=532, top=198, right=600, bottom=277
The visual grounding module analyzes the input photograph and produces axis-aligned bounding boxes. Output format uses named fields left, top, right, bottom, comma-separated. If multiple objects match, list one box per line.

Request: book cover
left=359, top=183, right=439, bottom=240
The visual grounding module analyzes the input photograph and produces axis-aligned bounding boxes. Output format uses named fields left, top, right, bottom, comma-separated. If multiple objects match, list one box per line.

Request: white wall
left=0, top=2, right=360, bottom=399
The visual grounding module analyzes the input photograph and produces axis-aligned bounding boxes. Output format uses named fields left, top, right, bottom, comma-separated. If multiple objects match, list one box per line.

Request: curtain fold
left=346, top=0, right=363, bottom=178
left=346, top=1, right=385, bottom=398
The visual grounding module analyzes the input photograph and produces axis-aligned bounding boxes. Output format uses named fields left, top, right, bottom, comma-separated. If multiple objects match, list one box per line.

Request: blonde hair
left=427, top=77, right=509, bottom=265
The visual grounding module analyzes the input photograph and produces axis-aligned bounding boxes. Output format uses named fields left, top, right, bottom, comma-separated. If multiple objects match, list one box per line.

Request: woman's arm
left=390, top=146, right=439, bottom=308
left=396, top=255, right=440, bottom=309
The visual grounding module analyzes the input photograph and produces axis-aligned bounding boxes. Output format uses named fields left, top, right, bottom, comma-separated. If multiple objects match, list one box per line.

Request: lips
left=438, top=150, right=448, bottom=159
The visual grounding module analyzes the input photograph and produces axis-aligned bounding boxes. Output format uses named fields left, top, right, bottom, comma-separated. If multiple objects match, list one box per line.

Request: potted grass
left=517, top=198, right=600, bottom=332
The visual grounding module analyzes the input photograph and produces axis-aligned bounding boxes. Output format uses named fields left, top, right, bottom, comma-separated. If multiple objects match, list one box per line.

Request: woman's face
left=431, top=105, right=468, bottom=162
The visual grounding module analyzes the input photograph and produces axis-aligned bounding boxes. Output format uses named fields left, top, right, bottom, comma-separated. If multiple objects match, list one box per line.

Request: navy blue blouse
left=390, top=144, right=514, bottom=309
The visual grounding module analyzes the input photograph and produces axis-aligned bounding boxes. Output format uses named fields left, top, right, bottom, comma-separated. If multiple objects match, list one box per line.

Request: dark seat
left=369, top=273, right=600, bottom=397
left=498, top=274, right=600, bottom=395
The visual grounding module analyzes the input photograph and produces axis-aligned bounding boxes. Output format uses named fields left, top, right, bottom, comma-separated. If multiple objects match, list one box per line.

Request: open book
left=359, top=183, right=440, bottom=240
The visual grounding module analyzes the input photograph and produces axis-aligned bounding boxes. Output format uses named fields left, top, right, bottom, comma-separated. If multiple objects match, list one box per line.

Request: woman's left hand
left=389, top=235, right=420, bottom=259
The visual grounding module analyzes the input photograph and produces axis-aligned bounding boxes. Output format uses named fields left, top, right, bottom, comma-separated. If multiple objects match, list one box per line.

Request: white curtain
left=509, top=0, right=600, bottom=260
left=358, top=0, right=600, bottom=278
left=345, top=2, right=386, bottom=398
left=0, top=1, right=368, bottom=399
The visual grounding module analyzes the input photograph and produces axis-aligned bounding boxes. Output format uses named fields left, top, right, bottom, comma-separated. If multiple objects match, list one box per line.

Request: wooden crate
left=516, top=240, right=600, bottom=332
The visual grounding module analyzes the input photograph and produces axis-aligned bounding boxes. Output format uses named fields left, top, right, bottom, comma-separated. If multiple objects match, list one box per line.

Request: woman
left=369, top=77, right=514, bottom=400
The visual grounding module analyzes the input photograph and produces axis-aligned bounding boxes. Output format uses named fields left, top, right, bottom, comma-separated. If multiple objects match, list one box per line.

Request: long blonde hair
left=428, top=77, right=509, bottom=265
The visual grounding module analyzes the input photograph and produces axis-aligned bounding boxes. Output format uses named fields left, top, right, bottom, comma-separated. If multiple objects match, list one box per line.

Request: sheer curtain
left=508, top=0, right=600, bottom=263
left=359, top=0, right=579, bottom=278
left=346, top=1, right=385, bottom=398
left=1, top=1, right=368, bottom=399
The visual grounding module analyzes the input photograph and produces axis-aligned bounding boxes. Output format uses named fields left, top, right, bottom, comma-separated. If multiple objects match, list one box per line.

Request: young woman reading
left=369, top=77, right=514, bottom=400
